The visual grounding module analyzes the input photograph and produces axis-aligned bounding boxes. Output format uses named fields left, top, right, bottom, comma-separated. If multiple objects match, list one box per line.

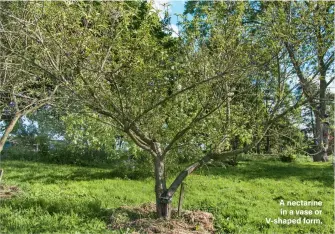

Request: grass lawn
left=0, top=158, right=333, bottom=233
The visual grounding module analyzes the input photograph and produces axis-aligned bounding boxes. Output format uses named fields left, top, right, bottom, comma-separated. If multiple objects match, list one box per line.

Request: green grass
left=0, top=159, right=333, bottom=233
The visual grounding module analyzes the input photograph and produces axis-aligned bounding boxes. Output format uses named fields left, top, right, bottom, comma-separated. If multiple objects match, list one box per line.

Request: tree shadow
left=197, top=161, right=334, bottom=188
left=0, top=195, right=115, bottom=231
left=3, top=160, right=333, bottom=188
left=2, top=160, right=152, bottom=184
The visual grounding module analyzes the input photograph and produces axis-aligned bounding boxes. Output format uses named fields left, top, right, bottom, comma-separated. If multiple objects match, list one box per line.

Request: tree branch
left=125, top=128, right=154, bottom=155
left=165, top=148, right=244, bottom=198
left=131, top=71, right=229, bottom=126
left=162, top=99, right=226, bottom=157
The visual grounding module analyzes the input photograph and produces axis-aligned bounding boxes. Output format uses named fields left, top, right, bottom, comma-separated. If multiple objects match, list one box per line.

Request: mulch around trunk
left=108, top=203, right=215, bottom=234
left=0, top=185, right=20, bottom=199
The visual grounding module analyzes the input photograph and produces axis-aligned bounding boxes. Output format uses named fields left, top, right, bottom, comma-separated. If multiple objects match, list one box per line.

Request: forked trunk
left=154, top=155, right=202, bottom=219
left=155, top=150, right=244, bottom=218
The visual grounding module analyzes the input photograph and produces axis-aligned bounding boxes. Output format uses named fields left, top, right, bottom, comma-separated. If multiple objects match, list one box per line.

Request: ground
left=0, top=156, right=333, bottom=233
left=0, top=185, right=20, bottom=199
left=108, top=203, right=215, bottom=233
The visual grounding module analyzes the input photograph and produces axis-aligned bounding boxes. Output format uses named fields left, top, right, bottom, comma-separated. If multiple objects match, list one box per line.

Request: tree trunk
left=154, top=155, right=171, bottom=219
left=310, top=107, right=316, bottom=143
left=0, top=113, right=21, bottom=153
left=256, top=142, right=260, bottom=154
left=313, top=117, right=329, bottom=162
left=313, top=76, right=328, bottom=162
left=266, top=136, right=270, bottom=154
left=156, top=192, right=172, bottom=219
left=313, top=114, right=323, bottom=162
left=233, top=135, right=239, bottom=150
left=285, top=40, right=329, bottom=163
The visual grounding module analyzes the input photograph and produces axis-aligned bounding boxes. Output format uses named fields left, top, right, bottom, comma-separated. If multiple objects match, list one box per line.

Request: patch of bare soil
left=0, top=185, right=20, bottom=199
left=108, top=203, right=215, bottom=234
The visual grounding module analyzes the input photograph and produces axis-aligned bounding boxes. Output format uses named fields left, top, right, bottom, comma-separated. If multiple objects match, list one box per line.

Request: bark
left=233, top=135, right=239, bottom=150
left=313, top=109, right=329, bottom=162
left=266, top=136, right=270, bottom=154
left=313, top=112, right=323, bottom=162
left=256, top=142, right=260, bottom=154
left=0, top=112, right=21, bottom=153
left=310, top=107, right=316, bottom=143
left=153, top=145, right=171, bottom=219
left=166, top=161, right=202, bottom=199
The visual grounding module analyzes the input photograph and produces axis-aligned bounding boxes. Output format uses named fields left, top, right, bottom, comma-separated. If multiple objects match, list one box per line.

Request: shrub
left=3, top=146, right=38, bottom=161
left=279, top=153, right=297, bottom=162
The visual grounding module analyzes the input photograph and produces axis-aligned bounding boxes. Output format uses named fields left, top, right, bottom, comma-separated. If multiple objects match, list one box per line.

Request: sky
left=152, top=0, right=186, bottom=37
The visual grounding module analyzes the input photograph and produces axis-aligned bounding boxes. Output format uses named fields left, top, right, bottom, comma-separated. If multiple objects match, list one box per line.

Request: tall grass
left=0, top=158, right=333, bottom=233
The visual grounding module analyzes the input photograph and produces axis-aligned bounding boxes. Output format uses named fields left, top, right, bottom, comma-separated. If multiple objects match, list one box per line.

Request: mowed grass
left=0, top=158, right=333, bottom=233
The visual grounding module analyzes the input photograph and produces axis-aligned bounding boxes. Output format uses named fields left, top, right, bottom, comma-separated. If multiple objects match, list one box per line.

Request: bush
left=3, top=146, right=38, bottom=161
left=2, top=142, right=154, bottom=179
left=111, top=152, right=153, bottom=179
left=279, top=153, right=297, bottom=162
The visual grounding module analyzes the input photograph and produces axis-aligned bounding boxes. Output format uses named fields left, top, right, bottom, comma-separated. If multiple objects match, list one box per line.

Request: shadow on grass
left=2, top=160, right=152, bottom=184
left=0, top=194, right=115, bottom=225
left=197, top=161, right=334, bottom=188
left=2, top=160, right=333, bottom=189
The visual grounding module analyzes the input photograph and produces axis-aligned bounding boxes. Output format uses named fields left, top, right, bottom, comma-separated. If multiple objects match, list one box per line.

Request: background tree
left=183, top=1, right=310, bottom=155
left=0, top=2, right=60, bottom=153
left=259, top=1, right=334, bottom=161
